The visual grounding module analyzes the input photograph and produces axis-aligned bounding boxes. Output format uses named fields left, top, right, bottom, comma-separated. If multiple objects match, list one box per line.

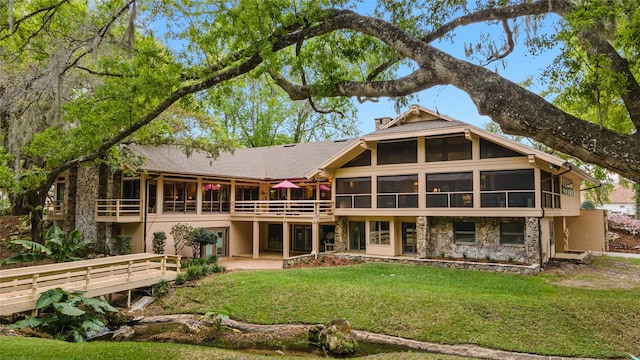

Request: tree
left=3, top=0, right=640, bottom=241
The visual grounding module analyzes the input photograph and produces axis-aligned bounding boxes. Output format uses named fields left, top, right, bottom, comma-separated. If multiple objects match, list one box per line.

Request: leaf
left=70, top=329, right=85, bottom=343
left=53, top=302, right=85, bottom=317
left=81, top=296, right=117, bottom=314
left=82, top=317, right=105, bottom=332
left=35, top=289, right=66, bottom=309
left=9, top=317, right=42, bottom=329
left=9, top=239, right=52, bottom=255
left=0, top=253, right=45, bottom=265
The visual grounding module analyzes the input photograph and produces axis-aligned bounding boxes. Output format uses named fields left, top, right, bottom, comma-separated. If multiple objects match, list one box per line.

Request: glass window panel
left=377, top=195, right=396, bottom=208
left=500, top=222, right=525, bottom=244
left=508, top=192, right=535, bottom=207
left=480, top=138, right=523, bottom=158
left=398, top=194, right=418, bottom=208
left=377, top=175, right=418, bottom=193
left=336, top=177, right=371, bottom=194
left=426, top=172, right=473, bottom=192
left=426, top=136, right=472, bottom=162
left=342, top=150, right=371, bottom=168
left=454, top=222, right=475, bottom=243
left=353, top=195, right=371, bottom=208
left=370, top=221, right=390, bottom=245
left=541, top=170, right=552, bottom=192
left=377, top=140, right=417, bottom=165
left=481, top=193, right=506, bottom=207
left=426, top=194, right=449, bottom=207
left=450, top=193, right=474, bottom=207
left=481, top=170, right=534, bottom=191
left=336, top=196, right=353, bottom=208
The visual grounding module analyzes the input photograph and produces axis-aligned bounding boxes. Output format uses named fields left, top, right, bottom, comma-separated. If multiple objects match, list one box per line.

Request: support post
left=253, top=221, right=260, bottom=259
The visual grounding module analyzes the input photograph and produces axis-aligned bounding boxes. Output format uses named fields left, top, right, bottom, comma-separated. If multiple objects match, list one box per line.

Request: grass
left=0, top=336, right=464, bottom=360
left=156, top=257, right=640, bottom=358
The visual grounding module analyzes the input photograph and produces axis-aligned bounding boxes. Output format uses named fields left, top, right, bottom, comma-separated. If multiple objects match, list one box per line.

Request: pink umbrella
left=272, top=180, right=300, bottom=189
left=319, top=184, right=331, bottom=191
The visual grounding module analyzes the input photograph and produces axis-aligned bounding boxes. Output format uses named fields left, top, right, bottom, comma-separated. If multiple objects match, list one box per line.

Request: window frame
left=369, top=220, right=391, bottom=245
left=425, top=135, right=472, bottom=162
left=454, top=222, right=476, bottom=243
left=426, top=172, right=473, bottom=208
left=500, top=222, right=526, bottom=245
left=376, top=139, right=418, bottom=165
left=377, top=174, right=418, bottom=208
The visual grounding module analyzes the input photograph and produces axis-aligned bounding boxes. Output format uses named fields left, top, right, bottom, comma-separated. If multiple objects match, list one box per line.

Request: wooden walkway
left=0, top=253, right=180, bottom=316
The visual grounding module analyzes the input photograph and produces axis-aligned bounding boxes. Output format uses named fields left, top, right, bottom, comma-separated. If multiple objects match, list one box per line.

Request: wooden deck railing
left=231, top=200, right=333, bottom=216
left=95, top=199, right=142, bottom=222
left=0, top=253, right=180, bottom=316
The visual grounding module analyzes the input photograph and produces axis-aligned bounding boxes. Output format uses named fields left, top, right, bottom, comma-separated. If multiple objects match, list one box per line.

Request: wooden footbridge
left=0, top=253, right=181, bottom=316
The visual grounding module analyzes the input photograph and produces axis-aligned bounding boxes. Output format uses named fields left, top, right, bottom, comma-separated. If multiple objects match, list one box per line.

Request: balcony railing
left=43, top=201, right=64, bottom=220
left=96, top=199, right=142, bottom=222
left=232, top=200, right=333, bottom=217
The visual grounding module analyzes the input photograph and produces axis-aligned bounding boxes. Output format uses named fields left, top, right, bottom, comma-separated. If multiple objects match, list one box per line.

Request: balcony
left=231, top=200, right=333, bottom=218
left=95, top=199, right=142, bottom=223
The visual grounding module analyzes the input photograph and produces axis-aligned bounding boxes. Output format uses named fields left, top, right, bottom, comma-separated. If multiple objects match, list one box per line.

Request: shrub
left=190, top=228, right=218, bottom=258
left=152, top=280, right=171, bottom=298
left=581, top=200, right=597, bottom=209
left=152, top=231, right=167, bottom=254
left=170, top=223, right=194, bottom=256
left=1, top=226, right=90, bottom=265
left=115, top=235, right=132, bottom=255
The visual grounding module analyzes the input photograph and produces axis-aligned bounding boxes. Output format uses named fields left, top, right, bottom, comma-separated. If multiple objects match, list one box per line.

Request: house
left=600, top=184, right=637, bottom=217
left=44, top=105, right=605, bottom=267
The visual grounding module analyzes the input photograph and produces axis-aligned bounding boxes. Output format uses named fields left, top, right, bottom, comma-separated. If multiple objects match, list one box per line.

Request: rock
left=112, top=325, right=135, bottom=341
left=129, top=296, right=155, bottom=313
left=183, top=321, right=206, bottom=334
left=311, top=318, right=359, bottom=356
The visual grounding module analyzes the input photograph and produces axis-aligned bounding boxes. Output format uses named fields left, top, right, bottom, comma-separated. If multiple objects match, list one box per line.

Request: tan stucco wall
left=565, top=210, right=607, bottom=252
left=229, top=221, right=253, bottom=256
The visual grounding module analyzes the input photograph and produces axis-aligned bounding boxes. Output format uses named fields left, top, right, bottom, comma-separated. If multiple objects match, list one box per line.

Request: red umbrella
left=272, top=180, right=300, bottom=189
left=319, top=184, right=331, bottom=191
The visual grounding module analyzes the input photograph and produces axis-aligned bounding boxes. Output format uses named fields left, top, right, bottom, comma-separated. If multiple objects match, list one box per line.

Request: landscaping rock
left=112, top=325, right=135, bottom=340
left=311, top=318, right=359, bottom=356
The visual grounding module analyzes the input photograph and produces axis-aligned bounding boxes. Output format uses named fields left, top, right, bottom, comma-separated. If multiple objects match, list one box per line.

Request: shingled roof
left=128, top=139, right=357, bottom=180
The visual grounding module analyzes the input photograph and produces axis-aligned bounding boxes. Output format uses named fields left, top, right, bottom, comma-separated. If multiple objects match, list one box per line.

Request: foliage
left=152, top=280, right=171, bottom=298
left=9, top=288, right=117, bottom=342
left=176, top=256, right=225, bottom=284
left=152, top=231, right=167, bottom=254
left=170, top=223, right=194, bottom=256
left=1, top=226, right=89, bottom=265
left=114, top=235, right=132, bottom=255
left=190, top=228, right=218, bottom=258
left=581, top=200, right=597, bottom=210
left=608, top=214, right=640, bottom=235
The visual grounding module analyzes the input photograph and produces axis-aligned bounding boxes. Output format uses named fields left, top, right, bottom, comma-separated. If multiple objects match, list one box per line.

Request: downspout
left=537, top=207, right=545, bottom=271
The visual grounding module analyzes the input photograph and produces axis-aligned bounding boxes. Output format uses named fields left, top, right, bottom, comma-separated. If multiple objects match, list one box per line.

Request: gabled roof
left=609, top=184, right=635, bottom=204
left=128, top=139, right=357, bottom=181
left=309, top=105, right=600, bottom=185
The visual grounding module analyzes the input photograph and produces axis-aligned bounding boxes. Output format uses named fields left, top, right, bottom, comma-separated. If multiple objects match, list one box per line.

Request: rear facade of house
left=45, top=105, right=605, bottom=267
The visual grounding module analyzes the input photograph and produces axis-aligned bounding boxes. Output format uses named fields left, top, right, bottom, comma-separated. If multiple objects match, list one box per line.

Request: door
left=402, top=222, right=417, bottom=254
left=292, top=225, right=312, bottom=253
left=349, top=221, right=366, bottom=251
left=549, top=220, right=555, bottom=259
left=204, top=228, right=228, bottom=257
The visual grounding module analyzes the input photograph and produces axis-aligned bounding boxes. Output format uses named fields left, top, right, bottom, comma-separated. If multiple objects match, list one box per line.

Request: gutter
left=537, top=208, right=545, bottom=271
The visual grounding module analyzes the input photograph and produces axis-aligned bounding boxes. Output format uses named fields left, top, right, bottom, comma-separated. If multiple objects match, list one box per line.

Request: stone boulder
left=112, top=325, right=135, bottom=341
left=309, top=318, right=359, bottom=356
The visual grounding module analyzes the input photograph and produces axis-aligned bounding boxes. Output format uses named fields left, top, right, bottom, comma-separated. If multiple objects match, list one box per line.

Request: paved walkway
left=219, top=257, right=283, bottom=271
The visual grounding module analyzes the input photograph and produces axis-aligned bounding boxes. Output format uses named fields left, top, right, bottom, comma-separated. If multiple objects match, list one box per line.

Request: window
left=454, top=222, right=476, bottom=243
left=342, top=150, right=371, bottom=168
left=500, top=222, right=525, bottom=244
left=202, top=183, right=230, bottom=213
left=370, top=221, right=390, bottom=245
left=480, top=170, right=534, bottom=208
left=561, top=176, right=574, bottom=196
left=480, top=139, right=523, bottom=159
left=349, top=221, right=366, bottom=251
left=426, top=172, right=473, bottom=208
left=377, top=174, right=418, bottom=208
left=122, top=178, right=140, bottom=199
left=541, top=171, right=561, bottom=208
left=235, top=185, right=260, bottom=201
left=377, top=139, right=417, bottom=165
left=147, top=180, right=157, bottom=213
left=426, top=136, right=472, bottom=162
left=268, top=223, right=283, bottom=250
left=163, top=180, right=197, bottom=213
left=336, top=177, right=371, bottom=208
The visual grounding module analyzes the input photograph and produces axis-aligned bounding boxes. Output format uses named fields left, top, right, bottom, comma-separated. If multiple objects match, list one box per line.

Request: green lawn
left=156, top=257, right=640, bottom=358
left=0, top=336, right=463, bottom=360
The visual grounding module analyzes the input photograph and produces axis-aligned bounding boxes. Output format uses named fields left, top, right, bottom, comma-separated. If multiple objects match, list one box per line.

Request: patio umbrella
left=319, top=184, right=331, bottom=191
left=272, top=180, right=300, bottom=201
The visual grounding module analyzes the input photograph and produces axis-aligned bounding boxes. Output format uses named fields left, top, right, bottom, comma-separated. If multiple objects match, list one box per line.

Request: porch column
left=252, top=220, right=260, bottom=259
left=282, top=222, right=290, bottom=258
left=312, top=222, right=320, bottom=254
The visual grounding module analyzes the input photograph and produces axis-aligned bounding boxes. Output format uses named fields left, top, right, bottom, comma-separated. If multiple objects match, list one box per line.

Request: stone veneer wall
left=333, top=216, right=348, bottom=252
left=75, top=164, right=99, bottom=247
left=426, top=217, right=540, bottom=265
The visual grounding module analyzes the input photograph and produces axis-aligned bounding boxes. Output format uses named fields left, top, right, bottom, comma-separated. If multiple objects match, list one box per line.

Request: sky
left=351, top=5, right=561, bottom=135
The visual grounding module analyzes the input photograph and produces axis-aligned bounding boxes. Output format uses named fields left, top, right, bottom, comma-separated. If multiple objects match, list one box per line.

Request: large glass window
left=426, top=136, right=472, bottom=162
left=377, top=139, right=417, bottom=165
left=426, top=172, right=473, bottom=208
left=370, top=221, right=390, bottom=245
left=122, top=178, right=140, bottom=199
left=377, top=174, right=418, bottom=208
left=402, top=222, right=417, bottom=254
left=235, top=185, right=260, bottom=201
left=202, top=183, right=231, bottom=213
left=163, top=180, right=197, bottom=213
left=480, top=169, right=534, bottom=208
left=336, top=177, right=371, bottom=208
left=541, top=171, right=561, bottom=209
left=454, top=222, right=476, bottom=243
left=342, top=150, right=371, bottom=168
left=480, top=138, right=523, bottom=159
left=147, top=180, right=157, bottom=213
left=500, top=222, right=525, bottom=244
left=349, top=221, right=366, bottom=251
left=268, top=223, right=283, bottom=250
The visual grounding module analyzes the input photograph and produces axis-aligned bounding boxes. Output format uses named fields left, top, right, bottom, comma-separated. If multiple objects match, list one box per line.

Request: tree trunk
left=63, top=166, right=78, bottom=232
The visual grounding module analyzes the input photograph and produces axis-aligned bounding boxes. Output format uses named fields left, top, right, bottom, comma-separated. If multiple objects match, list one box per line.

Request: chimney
left=374, top=117, right=393, bottom=130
